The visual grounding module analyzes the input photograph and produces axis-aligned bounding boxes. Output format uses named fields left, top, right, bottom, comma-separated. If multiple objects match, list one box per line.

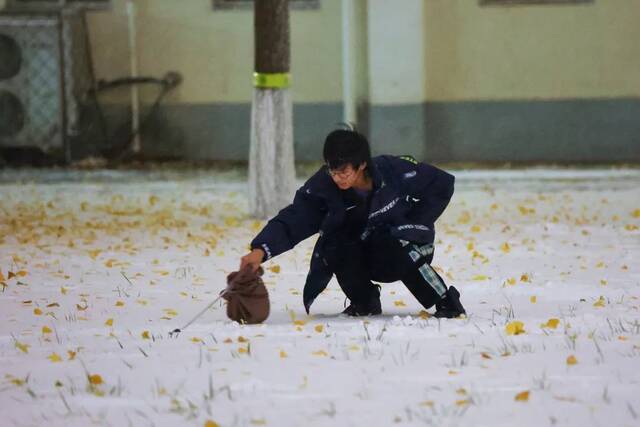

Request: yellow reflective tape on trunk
left=253, top=72, right=291, bottom=89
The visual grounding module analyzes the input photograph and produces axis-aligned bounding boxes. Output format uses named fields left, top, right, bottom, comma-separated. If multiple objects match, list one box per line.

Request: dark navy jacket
left=251, top=155, right=455, bottom=312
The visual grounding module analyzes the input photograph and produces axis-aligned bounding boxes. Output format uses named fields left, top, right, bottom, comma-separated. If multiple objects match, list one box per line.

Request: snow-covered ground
left=1, top=168, right=639, bottom=427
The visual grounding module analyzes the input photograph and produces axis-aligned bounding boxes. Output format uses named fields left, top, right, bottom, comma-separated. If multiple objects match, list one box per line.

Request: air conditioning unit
left=0, top=9, right=94, bottom=163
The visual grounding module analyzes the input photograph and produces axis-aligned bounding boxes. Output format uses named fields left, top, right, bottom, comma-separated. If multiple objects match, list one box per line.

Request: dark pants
left=322, top=229, right=448, bottom=309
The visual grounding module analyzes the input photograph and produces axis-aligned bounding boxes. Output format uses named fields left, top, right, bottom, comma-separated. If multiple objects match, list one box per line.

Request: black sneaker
left=434, top=286, right=466, bottom=318
left=342, top=285, right=382, bottom=317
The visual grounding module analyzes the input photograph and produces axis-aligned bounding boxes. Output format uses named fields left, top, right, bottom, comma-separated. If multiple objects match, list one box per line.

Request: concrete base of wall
left=90, top=97, right=640, bottom=163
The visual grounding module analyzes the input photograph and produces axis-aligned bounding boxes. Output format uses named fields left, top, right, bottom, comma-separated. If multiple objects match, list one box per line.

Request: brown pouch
left=222, top=266, right=270, bottom=324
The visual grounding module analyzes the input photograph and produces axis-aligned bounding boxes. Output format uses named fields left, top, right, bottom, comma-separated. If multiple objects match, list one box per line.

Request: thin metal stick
left=169, top=292, right=226, bottom=337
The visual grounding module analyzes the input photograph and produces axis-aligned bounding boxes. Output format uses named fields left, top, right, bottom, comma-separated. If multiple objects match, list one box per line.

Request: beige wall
left=424, top=0, right=640, bottom=101
left=85, top=0, right=640, bottom=106
left=87, top=0, right=343, bottom=104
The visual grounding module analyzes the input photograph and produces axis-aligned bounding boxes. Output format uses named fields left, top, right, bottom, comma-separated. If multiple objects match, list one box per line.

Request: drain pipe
left=126, top=0, right=140, bottom=154
left=341, top=0, right=356, bottom=124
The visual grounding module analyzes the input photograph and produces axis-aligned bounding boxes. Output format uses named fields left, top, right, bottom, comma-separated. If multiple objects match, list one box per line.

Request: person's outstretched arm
left=240, top=181, right=326, bottom=270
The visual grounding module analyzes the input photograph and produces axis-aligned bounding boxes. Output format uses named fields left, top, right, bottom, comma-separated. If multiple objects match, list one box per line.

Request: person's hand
left=240, top=248, right=265, bottom=272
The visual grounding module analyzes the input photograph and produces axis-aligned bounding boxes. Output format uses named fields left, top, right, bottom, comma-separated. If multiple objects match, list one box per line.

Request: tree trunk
left=249, top=0, right=296, bottom=219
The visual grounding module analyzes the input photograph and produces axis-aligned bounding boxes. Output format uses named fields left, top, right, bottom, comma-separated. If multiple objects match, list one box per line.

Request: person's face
left=328, top=163, right=366, bottom=190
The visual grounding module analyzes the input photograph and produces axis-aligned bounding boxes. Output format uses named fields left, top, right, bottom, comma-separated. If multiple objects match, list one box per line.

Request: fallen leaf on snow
left=593, top=296, right=606, bottom=307
left=88, top=374, right=103, bottom=385
left=505, top=321, right=525, bottom=335
left=15, top=341, right=29, bottom=353
left=515, top=391, right=530, bottom=402
left=541, top=318, right=560, bottom=329
left=48, top=353, right=63, bottom=363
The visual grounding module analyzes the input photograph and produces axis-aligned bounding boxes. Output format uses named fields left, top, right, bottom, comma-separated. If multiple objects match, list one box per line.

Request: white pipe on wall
left=126, top=0, right=140, bottom=153
left=341, top=0, right=356, bottom=124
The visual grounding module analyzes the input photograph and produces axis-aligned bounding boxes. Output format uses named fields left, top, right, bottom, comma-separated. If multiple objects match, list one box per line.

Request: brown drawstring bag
left=222, top=266, right=270, bottom=324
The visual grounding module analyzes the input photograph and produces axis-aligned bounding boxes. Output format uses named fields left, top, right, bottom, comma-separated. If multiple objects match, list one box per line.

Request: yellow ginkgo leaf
left=238, top=346, right=248, bottom=354
left=293, top=320, right=306, bottom=326
left=418, top=310, right=430, bottom=319
left=470, top=225, right=481, bottom=233
left=88, top=249, right=101, bottom=260
left=566, top=355, right=578, bottom=365
left=141, top=331, right=150, bottom=340
left=104, top=318, right=114, bottom=327
left=314, top=325, right=324, bottom=333
left=115, top=301, right=125, bottom=307
left=455, top=399, right=470, bottom=406
left=268, top=265, right=280, bottom=274
left=457, top=211, right=471, bottom=224
left=8, top=376, right=25, bottom=386
left=394, top=300, right=407, bottom=307
left=15, top=341, right=29, bottom=353
left=237, top=336, right=248, bottom=343
left=472, top=275, right=489, bottom=281
left=204, top=420, right=220, bottom=427
left=530, top=296, right=537, bottom=304
left=60, top=286, right=68, bottom=295
left=67, top=350, right=76, bottom=360
left=348, top=345, right=360, bottom=351
left=593, top=296, right=606, bottom=307
left=42, top=326, right=53, bottom=334
left=279, top=350, right=288, bottom=358
left=541, top=318, right=560, bottom=329
left=506, top=277, right=516, bottom=286
left=33, top=308, right=43, bottom=316
left=515, top=391, right=530, bottom=402
left=505, top=321, right=525, bottom=336
left=88, top=374, right=103, bottom=385
left=48, top=353, right=63, bottom=363
left=520, top=274, right=531, bottom=283
left=163, top=308, right=178, bottom=317
left=191, top=337, right=202, bottom=343
left=500, top=242, right=511, bottom=253
left=312, top=350, right=328, bottom=357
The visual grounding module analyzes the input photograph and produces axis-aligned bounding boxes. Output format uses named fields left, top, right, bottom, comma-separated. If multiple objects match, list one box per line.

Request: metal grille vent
left=0, top=10, right=94, bottom=161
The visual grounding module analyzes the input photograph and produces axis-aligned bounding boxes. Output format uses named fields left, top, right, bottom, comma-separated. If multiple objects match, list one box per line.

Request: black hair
left=322, top=126, right=372, bottom=171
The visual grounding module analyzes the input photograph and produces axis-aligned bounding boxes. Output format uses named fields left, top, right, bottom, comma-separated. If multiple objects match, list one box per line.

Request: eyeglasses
left=327, top=165, right=356, bottom=179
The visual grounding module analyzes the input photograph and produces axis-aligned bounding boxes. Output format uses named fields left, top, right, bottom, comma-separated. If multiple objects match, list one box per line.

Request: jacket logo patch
left=399, top=155, right=418, bottom=165
left=403, top=171, right=417, bottom=179
left=368, top=197, right=400, bottom=219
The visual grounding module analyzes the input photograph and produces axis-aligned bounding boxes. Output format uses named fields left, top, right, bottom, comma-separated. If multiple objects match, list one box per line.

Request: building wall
left=425, top=0, right=640, bottom=101
left=84, top=0, right=640, bottom=162
left=86, top=0, right=343, bottom=160
left=416, top=0, right=640, bottom=163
